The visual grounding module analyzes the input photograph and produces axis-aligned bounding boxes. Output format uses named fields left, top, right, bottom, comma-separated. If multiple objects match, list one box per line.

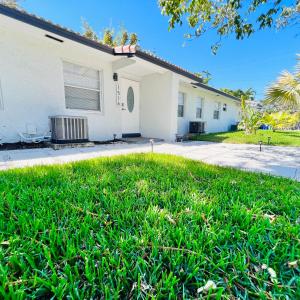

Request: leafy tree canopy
left=194, top=70, right=212, bottom=84
left=159, top=0, right=299, bottom=53
left=81, top=21, right=139, bottom=47
left=262, top=111, right=300, bottom=130
left=221, top=87, right=256, bottom=100
left=82, top=20, right=99, bottom=42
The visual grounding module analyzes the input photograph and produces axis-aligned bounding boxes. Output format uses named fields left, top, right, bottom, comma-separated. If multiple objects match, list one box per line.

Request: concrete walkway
left=0, top=141, right=299, bottom=181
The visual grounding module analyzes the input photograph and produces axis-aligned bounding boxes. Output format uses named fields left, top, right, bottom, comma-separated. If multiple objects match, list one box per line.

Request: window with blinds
left=63, top=61, right=102, bottom=111
left=195, top=97, right=204, bottom=119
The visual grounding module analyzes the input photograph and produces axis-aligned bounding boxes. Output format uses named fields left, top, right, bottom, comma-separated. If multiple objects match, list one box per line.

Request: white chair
left=19, top=124, right=50, bottom=143
left=18, top=132, right=51, bottom=144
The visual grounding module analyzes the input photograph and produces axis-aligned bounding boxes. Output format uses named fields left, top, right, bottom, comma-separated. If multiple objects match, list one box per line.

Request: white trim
left=213, top=101, right=221, bottom=120
left=178, top=92, right=185, bottom=118
left=195, top=96, right=204, bottom=119
left=62, top=60, right=103, bottom=112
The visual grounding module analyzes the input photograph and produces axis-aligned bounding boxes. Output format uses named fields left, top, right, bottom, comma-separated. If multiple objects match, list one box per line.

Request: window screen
left=63, top=61, right=102, bottom=111
left=195, top=97, right=203, bottom=119
left=178, top=92, right=185, bottom=117
left=213, top=102, right=221, bottom=120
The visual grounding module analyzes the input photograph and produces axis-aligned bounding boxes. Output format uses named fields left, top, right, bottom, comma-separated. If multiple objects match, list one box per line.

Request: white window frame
left=195, top=97, right=204, bottom=119
left=63, top=61, right=103, bottom=112
left=178, top=92, right=185, bottom=118
left=213, top=101, right=221, bottom=120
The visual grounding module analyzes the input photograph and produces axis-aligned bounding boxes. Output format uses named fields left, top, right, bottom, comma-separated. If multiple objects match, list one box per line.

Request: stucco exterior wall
left=140, top=72, right=178, bottom=141
left=178, top=83, right=240, bottom=135
left=0, top=22, right=121, bottom=143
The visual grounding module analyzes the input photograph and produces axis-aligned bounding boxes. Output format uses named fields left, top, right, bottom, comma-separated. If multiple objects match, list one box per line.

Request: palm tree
left=265, top=56, right=300, bottom=110
left=220, top=87, right=256, bottom=100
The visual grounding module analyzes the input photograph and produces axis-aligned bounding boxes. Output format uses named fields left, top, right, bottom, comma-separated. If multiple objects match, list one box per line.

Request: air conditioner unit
left=50, top=116, right=89, bottom=143
left=189, top=122, right=205, bottom=134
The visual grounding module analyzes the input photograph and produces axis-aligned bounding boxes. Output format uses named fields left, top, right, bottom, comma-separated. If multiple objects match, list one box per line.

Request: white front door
left=121, top=78, right=140, bottom=137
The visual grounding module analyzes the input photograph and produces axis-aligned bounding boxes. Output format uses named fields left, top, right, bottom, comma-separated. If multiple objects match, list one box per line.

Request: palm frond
left=265, top=71, right=300, bottom=110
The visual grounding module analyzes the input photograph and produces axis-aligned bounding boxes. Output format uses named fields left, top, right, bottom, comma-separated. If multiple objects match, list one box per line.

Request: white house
left=0, top=5, right=240, bottom=144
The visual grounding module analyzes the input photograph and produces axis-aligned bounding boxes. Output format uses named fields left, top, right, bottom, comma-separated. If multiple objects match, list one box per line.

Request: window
left=213, top=102, right=221, bottom=120
left=127, top=87, right=134, bottom=112
left=63, top=61, right=103, bottom=111
left=195, top=97, right=204, bottom=119
left=178, top=92, right=185, bottom=117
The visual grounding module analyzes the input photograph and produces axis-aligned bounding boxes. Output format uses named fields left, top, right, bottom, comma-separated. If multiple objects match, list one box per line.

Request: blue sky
left=22, top=0, right=299, bottom=100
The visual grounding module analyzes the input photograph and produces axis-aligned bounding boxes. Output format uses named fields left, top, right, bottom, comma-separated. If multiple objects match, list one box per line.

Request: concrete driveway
left=0, top=141, right=299, bottom=181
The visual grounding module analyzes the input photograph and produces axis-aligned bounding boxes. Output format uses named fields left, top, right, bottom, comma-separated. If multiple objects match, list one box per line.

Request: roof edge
left=135, top=50, right=203, bottom=83
left=193, top=82, right=241, bottom=102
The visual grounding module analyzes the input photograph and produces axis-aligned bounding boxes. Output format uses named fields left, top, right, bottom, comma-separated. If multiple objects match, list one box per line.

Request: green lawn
left=192, top=130, right=300, bottom=147
left=0, top=154, right=299, bottom=299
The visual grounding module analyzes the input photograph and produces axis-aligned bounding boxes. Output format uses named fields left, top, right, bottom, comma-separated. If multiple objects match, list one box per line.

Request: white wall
left=0, top=20, right=121, bottom=143
left=177, top=83, right=240, bottom=135
left=140, top=72, right=178, bottom=142
left=0, top=15, right=240, bottom=144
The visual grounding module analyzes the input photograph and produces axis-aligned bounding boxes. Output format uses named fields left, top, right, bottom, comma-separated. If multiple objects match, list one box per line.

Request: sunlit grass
left=192, top=130, right=300, bottom=147
left=0, top=154, right=299, bottom=298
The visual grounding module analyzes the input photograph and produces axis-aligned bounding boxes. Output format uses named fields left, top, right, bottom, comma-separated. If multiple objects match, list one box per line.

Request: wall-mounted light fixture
left=113, top=73, right=118, bottom=81
left=223, top=103, right=227, bottom=111
left=114, top=73, right=121, bottom=105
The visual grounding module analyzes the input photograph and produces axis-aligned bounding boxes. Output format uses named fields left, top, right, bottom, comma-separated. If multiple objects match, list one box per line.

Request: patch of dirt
left=0, top=140, right=126, bottom=151
left=93, top=139, right=126, bottom=145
